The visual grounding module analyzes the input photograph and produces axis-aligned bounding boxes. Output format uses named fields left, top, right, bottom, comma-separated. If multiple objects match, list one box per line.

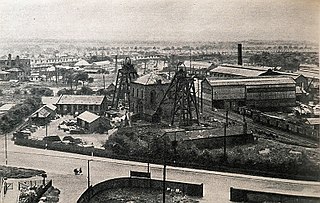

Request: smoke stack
left=238, top=44, right=242, bottom=65
left=15, top=55, right=20, bottom=67
left=8, top=54, right=12, bottom=67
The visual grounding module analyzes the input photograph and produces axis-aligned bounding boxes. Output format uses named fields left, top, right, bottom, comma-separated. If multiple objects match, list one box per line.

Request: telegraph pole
left=87, top=160, right=91, bottom=188
left=5, top=133, right=8, bottom=165
left=162, top=138, right=166, bottom=203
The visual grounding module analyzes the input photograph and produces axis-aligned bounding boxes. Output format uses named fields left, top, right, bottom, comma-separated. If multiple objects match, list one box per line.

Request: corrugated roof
left=306, top=118, right=320, bottom=125
left=210, top=65, right=268, bottom=77
left=46, top=104, right=57, bottom=111
left=132, top=72, right=170, bottom=85
left=296, top=70, right=319, bottom=79
left=57, top=95, right=105, bottom=105
left=206, top=76, right=295, bottom=87
left=42, top=97, right=60, bottom=105
left=77, top=111, right=100, bottom=123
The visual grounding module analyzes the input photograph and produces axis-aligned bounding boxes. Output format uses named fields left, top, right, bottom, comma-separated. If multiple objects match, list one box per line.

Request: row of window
left=131, top=87, right=144, bottom=99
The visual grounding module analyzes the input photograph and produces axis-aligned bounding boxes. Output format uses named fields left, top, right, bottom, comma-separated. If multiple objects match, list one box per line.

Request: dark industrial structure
left=0, top=54, right=31, bottom=80
left=112, top=57, right=138, bottom=109
left=154, top=66, right=200, bottom=126
left=130, top=72, right=171, bottom=121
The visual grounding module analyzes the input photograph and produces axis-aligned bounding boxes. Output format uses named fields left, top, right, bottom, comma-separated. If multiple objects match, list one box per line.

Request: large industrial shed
left=201, top=76, right=296, bottom=111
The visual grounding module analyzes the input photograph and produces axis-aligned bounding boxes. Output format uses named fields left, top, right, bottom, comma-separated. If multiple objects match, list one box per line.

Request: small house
left=77, top=111, right=110, bottom=133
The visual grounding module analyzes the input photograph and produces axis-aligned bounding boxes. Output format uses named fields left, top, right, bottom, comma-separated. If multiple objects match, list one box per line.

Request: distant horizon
left=0, top=37, right=318, bottom=45
left=0, top=0, right=318, bottom=44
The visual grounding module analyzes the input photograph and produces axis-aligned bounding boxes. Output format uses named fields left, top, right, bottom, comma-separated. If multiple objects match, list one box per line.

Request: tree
left=57, top=88, right=74, bottom=96
left=76, top=86, right=94, bottom=95
left=30, top=87, right=53, bottom=96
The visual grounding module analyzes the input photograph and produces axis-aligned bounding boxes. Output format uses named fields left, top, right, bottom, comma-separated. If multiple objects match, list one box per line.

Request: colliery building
left=0, top=54, right=31, bottom=80
left=56, top=95, right=108, bottom=115
left=130, top=72, right=172, bottom=121
left=201, top=76, right=296, bottom=111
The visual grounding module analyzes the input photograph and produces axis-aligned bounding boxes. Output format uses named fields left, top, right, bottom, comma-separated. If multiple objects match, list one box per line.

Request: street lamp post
left=4, top=133, right=7, bottom=165
left=87, top=160, right=91, bottom=188
left=162, top=137, right=167, bottom=203
left=160, top=128, right=185, bottom=203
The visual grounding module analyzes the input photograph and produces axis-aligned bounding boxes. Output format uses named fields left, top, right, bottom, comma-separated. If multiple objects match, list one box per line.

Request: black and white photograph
left=0, top=0, right=319, bottom=202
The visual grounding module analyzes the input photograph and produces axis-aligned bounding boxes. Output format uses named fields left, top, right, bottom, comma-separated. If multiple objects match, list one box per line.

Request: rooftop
left=206, top=76, right=295, bottom=87
left=42, top=97, right=60, bottom=105
left=0, top=104, right=15, bottom=111
left=56, top=95, right=105, bottom=105
left=74, top=59, right=90, bottom=67
left=132, top=72, right=171, bottom=85
left=209, top=65, right=271, bottom=77
left=30, top=105, right=56, bottom=118
left=7, top=68, right=23, bottom=72
left=305, top=118, right=320, bottom=125
left=77, top=111, right=100, bottom=123
left=0, top=70, right=9, bottom=74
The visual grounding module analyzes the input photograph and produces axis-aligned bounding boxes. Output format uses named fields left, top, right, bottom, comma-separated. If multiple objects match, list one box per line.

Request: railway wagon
left=288, top=123, right=298, bottom=133
left=277, top=120, right=289, bottom=130
left=259, top=113, right=270, bottom=125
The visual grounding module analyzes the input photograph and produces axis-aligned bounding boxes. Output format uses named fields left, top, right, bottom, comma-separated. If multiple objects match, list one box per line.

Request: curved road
left=1, top=136, right=320, bottom=202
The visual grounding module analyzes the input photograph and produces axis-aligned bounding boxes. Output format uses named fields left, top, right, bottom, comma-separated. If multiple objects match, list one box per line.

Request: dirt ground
left=30, top=115, right=113, bottom=148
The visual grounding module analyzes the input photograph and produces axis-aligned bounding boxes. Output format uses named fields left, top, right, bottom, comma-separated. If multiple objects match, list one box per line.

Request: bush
left=0, top=96, right=42, bottom=133
left=30, top=87, right=53, bottom=96
left=57, top=88, right=74, bottom=96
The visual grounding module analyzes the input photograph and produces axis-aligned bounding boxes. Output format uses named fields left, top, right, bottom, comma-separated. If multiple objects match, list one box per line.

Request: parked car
left=13, top=131, right=30, bottom=140
left=63, top=136, right=75, bottom=143
left=69, top=127, right=85, bottom=134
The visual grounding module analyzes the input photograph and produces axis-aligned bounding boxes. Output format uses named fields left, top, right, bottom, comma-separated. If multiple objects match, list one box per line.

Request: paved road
left=1, top=135, right=320, bottom=203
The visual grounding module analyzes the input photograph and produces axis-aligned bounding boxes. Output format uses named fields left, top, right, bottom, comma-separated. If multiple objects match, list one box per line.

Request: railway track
left=201, top=108, right=318, bottom=148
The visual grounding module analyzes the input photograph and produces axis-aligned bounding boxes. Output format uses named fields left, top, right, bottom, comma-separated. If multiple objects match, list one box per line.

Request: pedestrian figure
left=79, top=168, right=82, bottom=175
left=74, top=168, right=78, bottom=175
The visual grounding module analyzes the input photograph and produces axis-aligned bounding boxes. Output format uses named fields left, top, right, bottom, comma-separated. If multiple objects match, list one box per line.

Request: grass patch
left=0, top=165, right=45, bottom=178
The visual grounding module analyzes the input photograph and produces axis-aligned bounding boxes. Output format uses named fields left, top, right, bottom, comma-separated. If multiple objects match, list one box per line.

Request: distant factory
left=0, top=54, right=31, bottom=81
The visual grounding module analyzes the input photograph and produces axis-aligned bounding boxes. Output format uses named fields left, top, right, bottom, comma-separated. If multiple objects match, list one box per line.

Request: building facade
left=130, top=73, right=172, bottom=121
left=201, top=76, right=296, bottom=111
left=0, top=54, right=31, bottom=80
left=56, top=95, right=108, bottom=115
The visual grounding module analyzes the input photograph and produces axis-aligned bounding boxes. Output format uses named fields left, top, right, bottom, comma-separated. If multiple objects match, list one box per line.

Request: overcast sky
left=0, top=0, right=319, bottom=42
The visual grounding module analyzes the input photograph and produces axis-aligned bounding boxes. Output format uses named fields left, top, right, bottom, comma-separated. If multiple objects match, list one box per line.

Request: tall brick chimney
left=15, top=55, right=20, bottom=67
left=8, top=54, right=12, bottom=67
left=238, top=44, right=242, bottom=65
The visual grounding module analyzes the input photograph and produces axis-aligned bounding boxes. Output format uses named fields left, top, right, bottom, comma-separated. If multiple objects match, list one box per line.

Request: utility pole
left=223, top=123, right=227, bottom=160
left=189, top=49, right=192, bottom=74
left=45, top=123, right=48, bottom=137
left=224, top=106, right=229, bottom=160
left=147, top=141, right=150, bottom=174
left=162, top=137, right=166, bottom=203
left=87, top=160, right=91, bottom=188
left=5, top=133, right=8, bottom=165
